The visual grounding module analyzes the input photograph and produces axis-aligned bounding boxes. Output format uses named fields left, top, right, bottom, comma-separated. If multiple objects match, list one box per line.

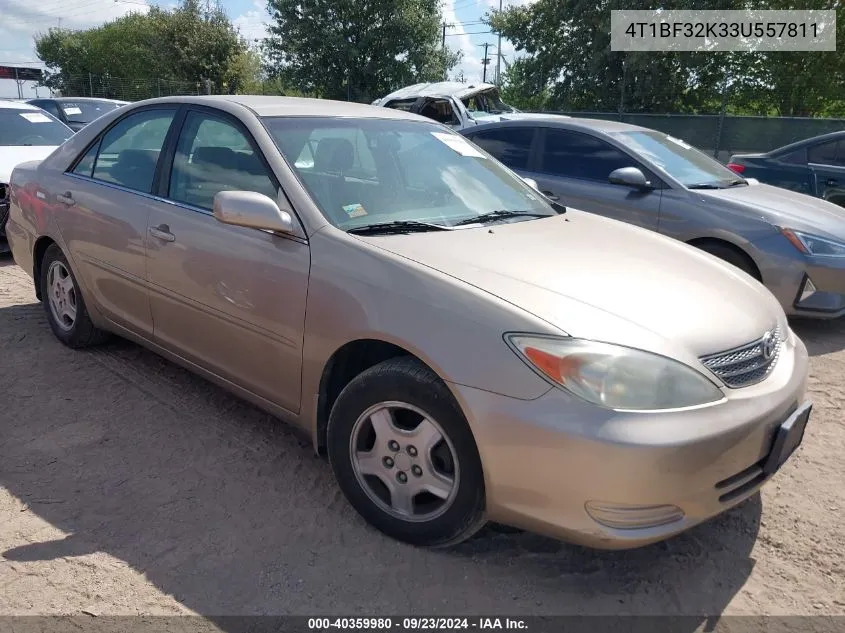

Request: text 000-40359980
left=610, top=9, right=837, bottom=52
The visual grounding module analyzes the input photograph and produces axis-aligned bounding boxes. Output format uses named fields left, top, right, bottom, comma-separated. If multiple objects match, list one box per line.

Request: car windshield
left=463, top=89, right=518, bottom=118
left=0, top=108, right=73, bottom=146
left=612, top=130, right=742, bottom=188
left=261, top=117, right=555, bottom=230
left=59, top=100, right=122, bottom=123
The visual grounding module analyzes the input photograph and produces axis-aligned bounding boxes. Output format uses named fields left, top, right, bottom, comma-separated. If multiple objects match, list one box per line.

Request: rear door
left=463, top=125, right=540, bottom=176
left=57, top=105, right=179, bottom=336
left=532, top=127, right=664, bottom=231
left=808, top=138, right=845, bottom=207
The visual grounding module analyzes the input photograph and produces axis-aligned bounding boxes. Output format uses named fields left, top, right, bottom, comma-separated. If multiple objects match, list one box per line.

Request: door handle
left=541, top=190, right=560, bottom=201
left=56, top=191, right=75, bottom=205
left=826, top=179, right=839, bottom=186
left=149, top=225, right=175, bottom=242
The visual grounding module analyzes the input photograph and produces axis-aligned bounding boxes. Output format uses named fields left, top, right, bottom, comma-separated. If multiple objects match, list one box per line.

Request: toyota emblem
left=761, top=331, right=777, bottom=360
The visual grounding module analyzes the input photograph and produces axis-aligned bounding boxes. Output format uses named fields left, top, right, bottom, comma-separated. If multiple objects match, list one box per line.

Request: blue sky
left=0, top=0, right=536, bottom=99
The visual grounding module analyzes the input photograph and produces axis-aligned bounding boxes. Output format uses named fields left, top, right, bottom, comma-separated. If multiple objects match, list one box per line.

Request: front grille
left=699, top=326, right=782, bottom=388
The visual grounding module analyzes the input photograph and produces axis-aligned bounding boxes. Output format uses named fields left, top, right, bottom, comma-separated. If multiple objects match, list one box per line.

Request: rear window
left=59, top=101, right=122, bottom=124
left=0, top=108, right=73, bottom=146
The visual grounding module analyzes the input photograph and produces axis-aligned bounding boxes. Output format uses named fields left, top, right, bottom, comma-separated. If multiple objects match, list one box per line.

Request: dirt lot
left=0, top=255, right=843, bottom=624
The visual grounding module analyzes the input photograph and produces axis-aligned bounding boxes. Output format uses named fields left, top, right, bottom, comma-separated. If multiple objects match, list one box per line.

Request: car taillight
left=726, top=163, right=745, bottom=174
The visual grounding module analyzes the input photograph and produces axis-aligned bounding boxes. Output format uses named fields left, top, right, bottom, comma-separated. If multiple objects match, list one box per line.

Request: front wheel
left=327, top=357, right=486, bottom=547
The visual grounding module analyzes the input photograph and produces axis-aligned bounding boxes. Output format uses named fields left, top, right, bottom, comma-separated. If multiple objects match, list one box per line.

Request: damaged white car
left=372, top=82, right=561, bottom=131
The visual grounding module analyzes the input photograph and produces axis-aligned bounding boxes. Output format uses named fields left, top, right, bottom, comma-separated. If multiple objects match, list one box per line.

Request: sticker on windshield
left=431, top=132, right=486, bottom=158
left=665, top=135, right=692, bottom=149
left=343, top=203, right=368, bottom=218
left=20, top=112, right=52, bottom=123
left=63, top=107, right=82, bottom=115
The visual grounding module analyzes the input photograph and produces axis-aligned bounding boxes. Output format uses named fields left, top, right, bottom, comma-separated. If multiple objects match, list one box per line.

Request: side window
left=468, top=128, right=535, bottom=170
left=382, top=99, right=417, bottom=112
left=541, top=129, right=638, bottom=182
left=808, top=140, right=840, bottom=166
left=779, top=148, right=807, bottom=165
left=418, top=99, right=459, bottom=126
left=168, top=111, right=277, bottom=211
left=72, top=141, right=101, bottom=178
left=91, top=109, right=176, bottom=193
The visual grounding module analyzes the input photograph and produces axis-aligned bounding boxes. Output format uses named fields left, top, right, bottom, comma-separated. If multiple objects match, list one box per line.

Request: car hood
left=0, top=146, right=59, bottom=183
left=360, top=211, right=784, bottom=362
left=694, top=182, right=845, bottom=238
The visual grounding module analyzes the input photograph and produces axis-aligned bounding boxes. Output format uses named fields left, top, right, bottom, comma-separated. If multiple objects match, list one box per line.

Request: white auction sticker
left=20, top=112, right=51, bottom=123
left=63, top=106, right=82, bottom=115
left=431, top=132, right=486, bottom=158
left=666, top=135, right=693, bottom=149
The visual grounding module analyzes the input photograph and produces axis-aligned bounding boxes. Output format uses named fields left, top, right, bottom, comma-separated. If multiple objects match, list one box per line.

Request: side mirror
left=212, top=190, right=295, bottom=235
left=520, top=176, right=540, bottom=191
left=608, top=166, right=653, bottom=190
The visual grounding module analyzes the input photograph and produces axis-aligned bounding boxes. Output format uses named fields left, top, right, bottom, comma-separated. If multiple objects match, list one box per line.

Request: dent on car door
left=145, top=108, right=309, bottom=413
left=58, top=106, right=179, bottom=336
left=533, top=128, right=662, bottom=231
left=808, top=139, right=845, bottom=207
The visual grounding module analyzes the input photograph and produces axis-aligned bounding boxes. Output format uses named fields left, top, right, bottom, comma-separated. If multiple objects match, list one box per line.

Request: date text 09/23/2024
left=307, top=618, right=527, bottom=631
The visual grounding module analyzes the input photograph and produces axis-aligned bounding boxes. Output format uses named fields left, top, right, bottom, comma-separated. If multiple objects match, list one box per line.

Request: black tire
left=40, top=244, right=110, bottom=348
left=697, top=242, right=760, bottom=281
left=327, top=356, right=487, bottom=547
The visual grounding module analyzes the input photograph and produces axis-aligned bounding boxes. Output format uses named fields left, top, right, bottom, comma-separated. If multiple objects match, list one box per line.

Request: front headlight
left=506, top=335, right=725, bottom=411
left=780, top=228, right=845, bottom=257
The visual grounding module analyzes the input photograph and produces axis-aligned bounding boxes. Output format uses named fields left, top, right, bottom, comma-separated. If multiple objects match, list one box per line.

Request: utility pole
left=480, top=43, right=491, bottom=83
left=441, top=22, right=453, bottom=80
left=495, top=0, right=503, bottom=85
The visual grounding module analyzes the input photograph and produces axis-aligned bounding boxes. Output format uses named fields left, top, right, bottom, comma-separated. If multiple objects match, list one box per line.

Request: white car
left=372, top=82, right=568, bottom=131
left=0, top=100, right=74, bottom=252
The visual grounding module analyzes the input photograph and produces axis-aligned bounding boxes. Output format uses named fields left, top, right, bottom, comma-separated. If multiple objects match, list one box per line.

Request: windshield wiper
left=452, top=210, right=552, bottom=226
left=728, top=178, right=748, bottom=187
left=346, top=220, right=452, bottom=235
left=687, top=182, right=725, bottom=190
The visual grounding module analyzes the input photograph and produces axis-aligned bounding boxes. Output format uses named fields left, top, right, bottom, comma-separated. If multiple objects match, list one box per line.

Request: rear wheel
left=327, top=357, right=486, bottom=547
left=40, top=244, right=110, bottom=348
left=696, top=242, right=760, bottom=281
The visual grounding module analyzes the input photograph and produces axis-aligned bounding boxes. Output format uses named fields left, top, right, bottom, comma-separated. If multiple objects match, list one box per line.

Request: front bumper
left=450, top=331, right=810, bottom=549
left=751, top=234, right=845, bottom=318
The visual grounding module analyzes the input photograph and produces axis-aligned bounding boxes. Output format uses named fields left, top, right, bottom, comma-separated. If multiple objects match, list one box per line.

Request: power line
left=444, top=30, right=493, bottom=37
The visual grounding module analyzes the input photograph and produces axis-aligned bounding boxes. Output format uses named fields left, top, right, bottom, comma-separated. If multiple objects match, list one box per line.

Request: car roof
left=48, top=97, right=129, bottom=104
left=461, top=115, right=654, bottom=135
left=377, top=82, right=500, bottom=103
left=122, top=95, right=429, bottom=121
left=767, top=129, right=845, bottom=155
left=0, top=99, right=42, bottom=111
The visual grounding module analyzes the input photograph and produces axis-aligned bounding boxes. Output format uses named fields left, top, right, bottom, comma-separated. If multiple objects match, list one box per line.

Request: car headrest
left=314, top=138, right=355, bottom=172
left=192, top=146, right=237, bottom=170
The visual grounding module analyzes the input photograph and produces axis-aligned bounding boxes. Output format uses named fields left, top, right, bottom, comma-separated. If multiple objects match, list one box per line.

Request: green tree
left=35, top=0, right=253, bottom=99
left=263, top=0, right=461, bottom=103
left=488, top=0, right=742, bottom=114
left=489, top=0, right=845, bottom=117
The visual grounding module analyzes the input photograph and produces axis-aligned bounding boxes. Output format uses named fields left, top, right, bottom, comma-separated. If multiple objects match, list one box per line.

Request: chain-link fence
left=46, top=74, right=208, bottom=101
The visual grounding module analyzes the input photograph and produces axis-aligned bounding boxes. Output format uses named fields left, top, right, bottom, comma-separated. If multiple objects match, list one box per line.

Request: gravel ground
left=0, top=254, right=843, bottom=625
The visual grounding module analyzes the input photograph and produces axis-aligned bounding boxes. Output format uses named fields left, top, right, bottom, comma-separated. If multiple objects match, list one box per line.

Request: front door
left=533, top=127, right=663, bottom=232
left=145, top=108, right=310, bottom=413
